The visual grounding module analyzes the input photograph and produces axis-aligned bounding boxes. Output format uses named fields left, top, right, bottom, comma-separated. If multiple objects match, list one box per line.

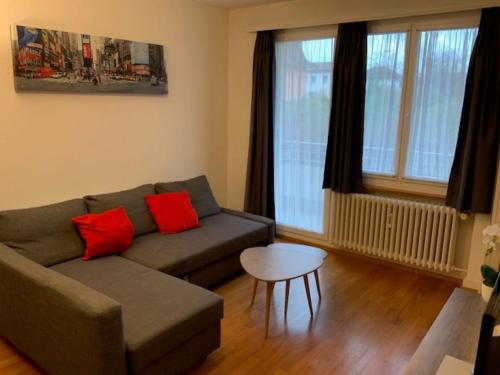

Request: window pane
left=405, top=28, right=477, bottom=182
left=274, top=38, right=334, bottom=233
left=363, top=32, right=407, bottom=175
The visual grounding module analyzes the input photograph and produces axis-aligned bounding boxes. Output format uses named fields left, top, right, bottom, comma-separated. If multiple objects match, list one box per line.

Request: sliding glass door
left=274, top=30, right=335, bottom=235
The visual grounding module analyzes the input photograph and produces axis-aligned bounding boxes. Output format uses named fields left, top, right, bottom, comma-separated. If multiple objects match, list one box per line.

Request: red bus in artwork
left=24, top=67, right=54, bottom=79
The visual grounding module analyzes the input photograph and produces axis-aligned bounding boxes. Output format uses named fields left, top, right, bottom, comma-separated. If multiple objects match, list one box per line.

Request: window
left=273, top=14, right=479, bottom=238
left=363, top=32, right=407, bottom=175
left=363, top=16, right=479, bottom=192
left=274, top=32, right=335, bottom=234
left=405, top=28, right=477, bottom=182
left=363, top=19, right=479, bottom=196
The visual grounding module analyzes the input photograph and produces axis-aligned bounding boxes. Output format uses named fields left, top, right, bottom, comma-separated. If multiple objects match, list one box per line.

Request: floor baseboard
left=277, top=234, right=464, bottom=286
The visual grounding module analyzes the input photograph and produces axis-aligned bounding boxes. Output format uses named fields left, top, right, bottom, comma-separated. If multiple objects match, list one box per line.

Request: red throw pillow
left=73, top=207, right=134, bottom=261
left=145, top=191, right=200, bottom=234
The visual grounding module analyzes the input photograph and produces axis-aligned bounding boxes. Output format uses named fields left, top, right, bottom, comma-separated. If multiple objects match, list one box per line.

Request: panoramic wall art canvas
left=11, top=25, right=168, bottom=95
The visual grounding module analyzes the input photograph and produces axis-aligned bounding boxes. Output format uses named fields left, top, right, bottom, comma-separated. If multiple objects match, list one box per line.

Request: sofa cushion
left=73, top=207, right=135, bottom=260
left=145, top=192, right=200, bottom=234
left=84, top=184, right=156, bottom=237
left=122, top=212, right=269, bottom=277
left=0, top=199, right=87, bottom=266
left=154, top=175, right=220, bottom=218
left=50, top=256, right=223, bottom=374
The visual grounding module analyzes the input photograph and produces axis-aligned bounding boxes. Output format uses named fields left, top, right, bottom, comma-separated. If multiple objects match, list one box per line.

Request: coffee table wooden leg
left=284, top=280, right=290, bottom=317
left=251, top=278, right=258, bottom=305
left=314, top=269, right=321, bottom=300
left=303, top=275, right=313, bottom=317
left=265, top=281, right=275, bottom=338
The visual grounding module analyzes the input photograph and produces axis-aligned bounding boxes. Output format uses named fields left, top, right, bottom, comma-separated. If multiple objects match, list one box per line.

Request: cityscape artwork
left=11, top=25, right=167, bottom=95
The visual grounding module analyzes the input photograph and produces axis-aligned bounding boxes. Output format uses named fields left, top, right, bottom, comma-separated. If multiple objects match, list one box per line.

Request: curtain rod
left=247, top=4, right=486, bottom=32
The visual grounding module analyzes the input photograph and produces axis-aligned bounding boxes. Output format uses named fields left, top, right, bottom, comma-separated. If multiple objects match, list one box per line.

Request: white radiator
left=331, top=193, right=459, bottom=272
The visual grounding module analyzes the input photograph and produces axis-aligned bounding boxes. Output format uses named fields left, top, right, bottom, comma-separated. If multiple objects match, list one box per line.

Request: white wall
left=226, top=0, right=500, bottom=288
left=0, top=0, right=228, bottom=210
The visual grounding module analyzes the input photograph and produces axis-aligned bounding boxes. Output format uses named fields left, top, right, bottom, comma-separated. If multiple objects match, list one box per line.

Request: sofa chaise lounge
left=0, top=176, right=274, bottom=375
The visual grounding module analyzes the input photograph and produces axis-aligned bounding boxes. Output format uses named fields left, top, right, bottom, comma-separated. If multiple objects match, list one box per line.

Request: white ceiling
left=197, top=0, right=293, bottom=10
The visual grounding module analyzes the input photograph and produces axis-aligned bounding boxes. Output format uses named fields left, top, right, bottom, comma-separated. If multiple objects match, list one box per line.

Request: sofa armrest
left=221, top=208, right=275, bottom=243
left=0, top=243, right=126, bottom=375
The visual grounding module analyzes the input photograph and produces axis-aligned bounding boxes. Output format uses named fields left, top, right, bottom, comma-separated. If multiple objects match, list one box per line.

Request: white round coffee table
left=240, top=243, right=327, bottom=337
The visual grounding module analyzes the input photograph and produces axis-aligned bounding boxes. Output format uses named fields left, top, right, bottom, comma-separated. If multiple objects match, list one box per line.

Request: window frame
left=363, top=27, right=410, bottom=178
left=363, top=11, right=480, bottom=198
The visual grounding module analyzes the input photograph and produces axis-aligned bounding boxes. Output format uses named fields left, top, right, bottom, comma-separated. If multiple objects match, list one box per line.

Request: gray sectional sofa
left=0, top=176, right=274, bottom=375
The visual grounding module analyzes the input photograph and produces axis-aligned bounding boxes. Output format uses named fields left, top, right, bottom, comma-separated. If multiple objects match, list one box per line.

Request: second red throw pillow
left=145, top=191, right=200, bottom=234
left=73, top=207, right=135, bottom=261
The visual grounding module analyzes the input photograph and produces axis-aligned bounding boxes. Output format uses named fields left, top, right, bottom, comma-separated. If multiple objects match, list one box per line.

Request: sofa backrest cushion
left=154, top=175, right=220, bottom=219
left=84, top=184, right=156, bottom=236
left=0, top=199, right=87, bottom=266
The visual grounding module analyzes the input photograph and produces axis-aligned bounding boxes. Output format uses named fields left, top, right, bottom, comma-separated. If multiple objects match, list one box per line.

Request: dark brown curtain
left=446, top=7, right=500, bottom=213
left=244, top=31, right=276, bottom=218
left=322, top=22, right=367, bottom=193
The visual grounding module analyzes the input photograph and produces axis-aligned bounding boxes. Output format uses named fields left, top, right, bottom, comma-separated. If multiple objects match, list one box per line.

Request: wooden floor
left=0, top=250, right=456, bottom=375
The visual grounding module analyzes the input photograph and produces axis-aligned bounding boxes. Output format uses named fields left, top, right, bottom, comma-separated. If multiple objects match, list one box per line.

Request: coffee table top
left=240, top=243, right=327, bottom=282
